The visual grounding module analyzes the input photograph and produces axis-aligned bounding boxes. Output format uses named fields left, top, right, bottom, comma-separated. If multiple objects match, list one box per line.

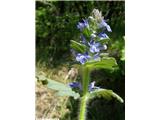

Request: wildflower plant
left=42, top=9, right=124, bottom=120
left=69, top=9, right=124, bottom=120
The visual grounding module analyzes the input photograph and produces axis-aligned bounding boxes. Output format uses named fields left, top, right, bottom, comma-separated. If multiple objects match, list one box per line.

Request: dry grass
left=35, top=64, right=72, bottom=120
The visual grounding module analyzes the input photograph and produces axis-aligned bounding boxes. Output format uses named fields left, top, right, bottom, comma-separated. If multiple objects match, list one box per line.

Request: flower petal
left=68, top=82, right=82, bottom=89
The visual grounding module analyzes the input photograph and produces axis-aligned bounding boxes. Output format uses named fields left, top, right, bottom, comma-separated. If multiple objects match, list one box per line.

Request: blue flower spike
left=72, top=9, right=111, bottom=65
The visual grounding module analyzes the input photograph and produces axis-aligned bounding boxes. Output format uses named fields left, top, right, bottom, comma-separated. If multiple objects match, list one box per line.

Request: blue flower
left=88, top=40, right=101, bottom=53
left=88, top=40, right=108, bottom=53
left=99, top=20, right=112, bottom=32
left=68, top=82, right=82, bottom=89
left=89, top=81, right=100, bottom=92
left=80, top=35, right=86, bottom=44
left=77, top=19, right=89, bottom=31
left=73, top=12, right=112, bottom=65
left=98, top=33, right=109, bottom=39
left=93, top=53, right=101, bottom=61
left=90, top=43, right=101, bottom=53
left=76, top=53, right=91, bottom=64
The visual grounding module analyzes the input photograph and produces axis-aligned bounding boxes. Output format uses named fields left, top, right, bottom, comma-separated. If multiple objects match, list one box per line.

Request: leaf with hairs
left=88, top=89, right=123, bottom=103
left=36, top=74, right=80, bottom=99
left=85, top=57, right=117, bottom=70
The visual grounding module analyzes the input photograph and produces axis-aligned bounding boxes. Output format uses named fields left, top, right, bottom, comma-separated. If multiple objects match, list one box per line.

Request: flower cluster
left=72, top=9, right=112, bottom=64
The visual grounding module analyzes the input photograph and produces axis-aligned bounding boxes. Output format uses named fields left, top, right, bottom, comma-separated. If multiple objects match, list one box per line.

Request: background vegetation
left=36, top=1, right=125, bottom=120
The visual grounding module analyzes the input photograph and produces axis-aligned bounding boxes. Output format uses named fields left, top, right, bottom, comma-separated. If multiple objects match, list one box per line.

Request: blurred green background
left=36, top=1, right=125, bottom=120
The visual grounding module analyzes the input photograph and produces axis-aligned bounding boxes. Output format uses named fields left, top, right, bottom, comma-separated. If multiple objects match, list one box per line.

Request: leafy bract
left=82, top=27, right=92, bottom=39
left=99, top=53, right=109, bottom=57
left=88, top=89, right=124, bottom=103
left=85, top=57, right=117, bottom=70
left=96, top=38, right=110, bottom=44
left=70, top=40, right=87, bottom=53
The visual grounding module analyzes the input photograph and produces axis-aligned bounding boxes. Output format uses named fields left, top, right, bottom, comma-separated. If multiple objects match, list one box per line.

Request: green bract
left=88, top=89, right=124, bottom=103
left=70, top=40, right=87, bottom=53
left=84, top=57, right=117, bottom=70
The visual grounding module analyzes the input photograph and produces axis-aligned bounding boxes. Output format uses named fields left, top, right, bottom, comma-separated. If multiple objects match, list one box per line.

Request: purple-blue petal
left=99, top=20, right=112, bottom=32
left=88, top=81, right=100, bottom=92
left=89, top=41, right=101, bottom=53
left=106, top=24, right=112, bottom=32
left=68, top=82, right=81, bottom=89
left=77, top=19, right=89, bottom=31
left=93, top=53, right=100, bottom=61
left=80, top=35, right=86, bottom=44
left=98, top=33, right=109, bottom=39
left=76, top=53, right=91, bottom=64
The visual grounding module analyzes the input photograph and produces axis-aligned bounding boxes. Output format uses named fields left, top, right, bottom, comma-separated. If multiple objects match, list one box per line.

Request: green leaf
left=96, top=38, right=110, bottom=44
left=88, top=89, right=124, bottom=103
left=47, top=79, right=80, bottom=99
left=99, top=53, right=109, bottom=57
left=85, top=57, right=117, bottom=70
left=70, top=40, right=87, bottom=53
left=82, top=27, right=92, bottom=38
left=36, top=74, right=80, bottom=99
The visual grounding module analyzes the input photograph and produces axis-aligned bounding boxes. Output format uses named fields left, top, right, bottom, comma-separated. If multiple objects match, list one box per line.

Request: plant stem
left=79, top=66, right=90, bottom=120
left=82, top=66, right=90, bottom=95
left=79, top=94, right=88, bottom=120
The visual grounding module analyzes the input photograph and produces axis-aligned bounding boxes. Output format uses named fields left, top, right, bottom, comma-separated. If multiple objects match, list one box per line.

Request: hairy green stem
left=79, top=66, right=90, bottom=120
left=82, top=66, right=90, bottom=94
left=79, top=94, right=88, bottom=120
